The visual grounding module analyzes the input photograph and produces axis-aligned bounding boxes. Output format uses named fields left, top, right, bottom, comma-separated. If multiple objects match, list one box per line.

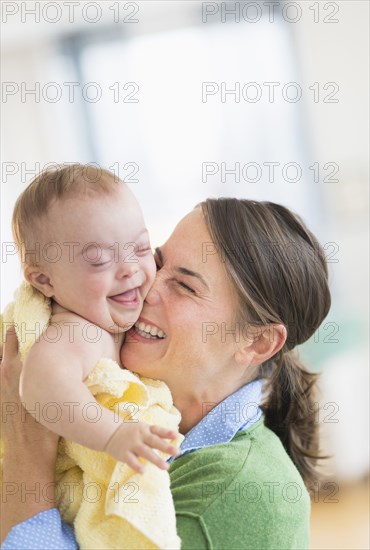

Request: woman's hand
left=1, top=326, right=59, bottom=460
left=1, top=327, right=59, bottom=542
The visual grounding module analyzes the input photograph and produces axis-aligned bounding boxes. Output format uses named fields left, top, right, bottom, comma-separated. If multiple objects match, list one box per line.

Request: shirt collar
left=170, top=379, right=263, bottom=462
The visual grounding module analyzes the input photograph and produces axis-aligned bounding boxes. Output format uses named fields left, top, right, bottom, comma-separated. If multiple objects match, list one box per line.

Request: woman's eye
left=177, top=281, right=196, bottom=294
left=154, top=255, right=162, bottom=271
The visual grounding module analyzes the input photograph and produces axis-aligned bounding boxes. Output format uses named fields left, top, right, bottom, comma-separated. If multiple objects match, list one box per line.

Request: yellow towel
left=1, top=282, right=183, bottom=549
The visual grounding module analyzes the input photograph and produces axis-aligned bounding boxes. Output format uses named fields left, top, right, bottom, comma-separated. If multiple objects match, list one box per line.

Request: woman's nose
left=144, top=276, right=162, bottom=305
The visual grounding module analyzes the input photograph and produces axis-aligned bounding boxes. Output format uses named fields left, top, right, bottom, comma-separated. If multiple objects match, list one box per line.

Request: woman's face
left=121, top=208, right=242, bottom=391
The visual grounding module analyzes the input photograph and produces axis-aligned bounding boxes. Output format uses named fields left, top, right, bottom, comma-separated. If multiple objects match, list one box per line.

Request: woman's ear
left=235, top=324, right=287, bottom=367
left=24, top=266, right=54, bottom=298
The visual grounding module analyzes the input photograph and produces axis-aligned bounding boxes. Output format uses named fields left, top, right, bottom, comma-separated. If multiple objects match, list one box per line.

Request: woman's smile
left=128, top=316, right=167, bottom=342
left=120, top=209, right=241, bottom=387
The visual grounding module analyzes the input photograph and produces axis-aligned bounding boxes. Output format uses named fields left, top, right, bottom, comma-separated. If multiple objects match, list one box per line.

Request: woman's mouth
left=133, top=319, right=166, bottom=340
left=108, top=288, right=140, bottom=307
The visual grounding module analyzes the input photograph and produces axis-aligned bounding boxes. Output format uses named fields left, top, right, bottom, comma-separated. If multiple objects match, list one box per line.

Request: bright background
left=1, top=2, right=369, bottom=548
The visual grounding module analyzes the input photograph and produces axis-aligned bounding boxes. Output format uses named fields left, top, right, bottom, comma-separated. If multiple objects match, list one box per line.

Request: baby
left=11, top=163, right=179, bottom=473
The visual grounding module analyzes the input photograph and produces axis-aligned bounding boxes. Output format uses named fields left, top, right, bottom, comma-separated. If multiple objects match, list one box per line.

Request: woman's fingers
left=1, top=327, right=19, bottom=364
left=1, top=327, right=22, bottom=396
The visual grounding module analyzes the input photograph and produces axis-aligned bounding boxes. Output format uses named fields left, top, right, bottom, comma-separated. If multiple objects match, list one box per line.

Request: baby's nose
left=117, top=259, right=139, bottom=278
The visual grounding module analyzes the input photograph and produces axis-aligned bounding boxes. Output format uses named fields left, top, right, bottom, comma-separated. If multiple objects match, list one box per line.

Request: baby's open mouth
left=134, top=321, right=166, bottom=339
left=109, top=288, right=139, bottom=304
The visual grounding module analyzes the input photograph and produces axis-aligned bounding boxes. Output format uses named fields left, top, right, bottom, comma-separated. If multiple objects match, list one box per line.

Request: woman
left=1, top=198, right=330, bottom=549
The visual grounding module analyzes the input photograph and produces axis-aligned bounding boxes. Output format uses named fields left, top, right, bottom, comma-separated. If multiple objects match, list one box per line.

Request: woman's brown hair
left=200, top=198, right=331, bottom=486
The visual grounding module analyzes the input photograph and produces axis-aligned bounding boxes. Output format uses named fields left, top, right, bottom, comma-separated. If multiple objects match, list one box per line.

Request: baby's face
left=39, top=184, right=156, bottom=333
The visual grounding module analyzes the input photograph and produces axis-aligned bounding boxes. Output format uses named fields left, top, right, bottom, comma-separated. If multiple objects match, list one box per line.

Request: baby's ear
left=24, top=266, right=54, bottom=298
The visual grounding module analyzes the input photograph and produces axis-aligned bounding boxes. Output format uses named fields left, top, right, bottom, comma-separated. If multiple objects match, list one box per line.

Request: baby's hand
left=104, top=422, right=180, bottom=473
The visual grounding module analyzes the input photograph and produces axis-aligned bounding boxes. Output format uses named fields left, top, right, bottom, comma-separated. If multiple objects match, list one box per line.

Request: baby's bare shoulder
left=49, top=311, right=112, bottom=347
left=47, top=310, right=122, bottom=370
left=24, top=313, right=116, bottom=380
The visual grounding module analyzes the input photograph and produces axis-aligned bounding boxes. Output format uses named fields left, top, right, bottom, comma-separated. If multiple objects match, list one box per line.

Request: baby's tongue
left=112, top=289, right=137, bottom=302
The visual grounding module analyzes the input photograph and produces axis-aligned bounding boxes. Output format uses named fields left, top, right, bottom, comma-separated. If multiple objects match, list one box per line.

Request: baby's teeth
left=138, top=322, right=145, bottom=331
left=145, top=324, right=151, bottom=333
left=157, top=330, right=164, bottom=338
left=150, top=327, right=158, bottom=336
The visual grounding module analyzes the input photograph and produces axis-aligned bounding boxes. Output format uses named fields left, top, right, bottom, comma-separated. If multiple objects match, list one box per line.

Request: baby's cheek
left=87, top=277, right=109, bottom=295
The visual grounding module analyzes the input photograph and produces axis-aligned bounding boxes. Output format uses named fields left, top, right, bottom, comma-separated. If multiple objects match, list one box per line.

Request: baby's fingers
left=125, top=452, right=145, bottom=474
left=150, top=425, right=179, bottom=441
left=149, top=426, right=178, bottom=440
left=138, top=446, right=169, bottom=471
left=146, top=432, right=180, bottom=457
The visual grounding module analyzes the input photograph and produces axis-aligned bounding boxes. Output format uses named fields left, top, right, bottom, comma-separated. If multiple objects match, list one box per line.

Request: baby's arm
left=20, top=325, right=179, bottom=472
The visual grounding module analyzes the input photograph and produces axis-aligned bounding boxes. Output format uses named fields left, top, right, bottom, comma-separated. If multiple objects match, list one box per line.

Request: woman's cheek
left=146, top=256, right=157, bottom=285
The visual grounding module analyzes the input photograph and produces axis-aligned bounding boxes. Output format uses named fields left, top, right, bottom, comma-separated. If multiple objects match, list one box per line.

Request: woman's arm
left=1, top=328, right=60, bottom=543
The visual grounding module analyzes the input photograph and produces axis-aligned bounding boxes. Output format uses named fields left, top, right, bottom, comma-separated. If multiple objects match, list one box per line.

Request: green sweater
left=169, top=418, right=310, bottom=550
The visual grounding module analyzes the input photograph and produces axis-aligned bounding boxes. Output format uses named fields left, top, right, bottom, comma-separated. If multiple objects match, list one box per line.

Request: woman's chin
left=120, top=327, right=166, bottom=374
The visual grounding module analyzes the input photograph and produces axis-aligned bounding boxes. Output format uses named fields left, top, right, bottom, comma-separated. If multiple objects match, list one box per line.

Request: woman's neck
left=176, top=396, right=206, bottom=435
left=171, top=384, right=235, bottom=435
left=169, top=367, right=259, bottom=435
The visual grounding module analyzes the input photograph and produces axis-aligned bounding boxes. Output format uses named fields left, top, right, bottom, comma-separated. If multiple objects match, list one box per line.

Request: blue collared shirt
left=2, top=379, right=263, bottom=550
left=171, top=377, right=262, bottom=460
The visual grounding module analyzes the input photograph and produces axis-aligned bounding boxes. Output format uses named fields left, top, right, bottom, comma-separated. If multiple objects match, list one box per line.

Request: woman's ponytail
left=201, top=198, right=331, bottom=488
left=261, top=351, right=320, bottom=486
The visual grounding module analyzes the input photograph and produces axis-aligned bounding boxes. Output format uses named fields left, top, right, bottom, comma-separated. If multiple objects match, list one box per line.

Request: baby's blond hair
left=12, top=164, right=122, bottom=268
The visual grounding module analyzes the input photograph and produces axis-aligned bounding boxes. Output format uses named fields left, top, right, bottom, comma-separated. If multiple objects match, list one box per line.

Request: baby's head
left=12, top=164, right=156, bottom=333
